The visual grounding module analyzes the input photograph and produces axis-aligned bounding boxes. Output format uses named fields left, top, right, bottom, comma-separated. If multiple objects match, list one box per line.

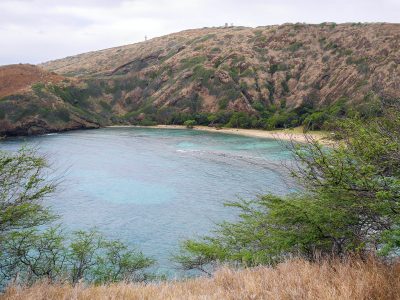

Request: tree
left=0, top=147, right=56, bottom=241
left=0, top=227, right=66, bottom=284
left=91, top=240, right=154, bottom=284
left=0, top=148, right=154, bottom=287
left=184, top=119, right=196, bottom=129
left=68, top=230, right=103, bottom=284
left=175, top=101, right=400, bottom=273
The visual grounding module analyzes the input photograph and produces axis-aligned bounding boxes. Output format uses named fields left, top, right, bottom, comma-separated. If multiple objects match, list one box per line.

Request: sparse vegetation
left=1, top=24, right=399, bottom=137
left=3, top=258, right=399, bottom=299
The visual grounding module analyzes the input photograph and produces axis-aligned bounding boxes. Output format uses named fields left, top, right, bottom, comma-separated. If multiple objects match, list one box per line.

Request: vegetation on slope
left=1, top=23, right=399, bottom=136
left=40, top=23, right=399, bottom=127
left=0, top=65, right=102, bottom=136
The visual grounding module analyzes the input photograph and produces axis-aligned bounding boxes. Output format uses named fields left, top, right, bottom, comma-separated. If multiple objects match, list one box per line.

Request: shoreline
left=107, top=125, right=332, bottom=145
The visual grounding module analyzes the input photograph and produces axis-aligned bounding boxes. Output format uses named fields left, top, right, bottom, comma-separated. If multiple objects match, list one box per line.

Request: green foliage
left=48, top=85, right=91, bottom=109
left=0, top=148, right=154, bottom=287
left=302, top=111, right=327, bottom=130
left=184, top=119, right=196, bottom=129
left=281, top=80, right=289, bottom=94
left=324, top=41, right=338, bottom=51
left=269, top=64, right=278, bottom=75
left=69, top=230, right=154, bottom=284
left=266, top=111, right=299, bottom=129
left=31, top=83, right=46, bottom=96
left=269, top=64, right=288, bottom=75
left=227, top=112, right=257, bottom=129
left=0, top=228, right=154, bottom=285
left=0, top=148, right=56, bottom=238
left=191, top=34, right=216, bottom=44
left=252, top=101, right=265, bottom=112
left=300, top=98, right=349, bottom=130
left=180, top=56, right=207, bottom=69
left=53, top=108, right=71, bottom=122
left=229, top=67, right=240, bottom=82
left=192, top=65, right=214, bottom=87
left=287, top=42, right=303, bottom=52
left=266, top=81, right=275, bottom=101
left=346, top=56, right=370, bottom=74
left=218, top=98, right=229, bottom=109
left=176, top=104, right=400, bottom=272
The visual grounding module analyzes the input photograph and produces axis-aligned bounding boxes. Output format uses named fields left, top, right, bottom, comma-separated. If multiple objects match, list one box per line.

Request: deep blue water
left=0, top=128, right=295, bottom=276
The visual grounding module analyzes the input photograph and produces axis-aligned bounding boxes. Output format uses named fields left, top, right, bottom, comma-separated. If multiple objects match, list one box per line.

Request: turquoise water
left=0, top=128, right=295, bottom=276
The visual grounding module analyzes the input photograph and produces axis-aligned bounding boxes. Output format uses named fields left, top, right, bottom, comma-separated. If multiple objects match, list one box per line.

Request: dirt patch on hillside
left=0, top=64, right=65, bottom=98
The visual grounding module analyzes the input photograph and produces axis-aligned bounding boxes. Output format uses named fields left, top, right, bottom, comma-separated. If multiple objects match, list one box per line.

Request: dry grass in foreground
left=2, top=258, right=400, bottom=300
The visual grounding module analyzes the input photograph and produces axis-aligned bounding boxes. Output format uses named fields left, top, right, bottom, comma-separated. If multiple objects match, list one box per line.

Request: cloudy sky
left=1, top=0, right=399, bottom=65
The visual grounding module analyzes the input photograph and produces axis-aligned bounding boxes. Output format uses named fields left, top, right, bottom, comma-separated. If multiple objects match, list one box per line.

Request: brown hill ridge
left=0, top=64, right=64, bottom=98
left=1, top=23, right=399, bottom=136
left=0, top=65, right=100, bottom=136
left=41, top=23, right=400, bottom=110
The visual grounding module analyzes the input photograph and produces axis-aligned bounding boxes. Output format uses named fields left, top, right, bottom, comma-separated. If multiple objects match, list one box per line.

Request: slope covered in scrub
left=1, top=23, right=399, bottom=136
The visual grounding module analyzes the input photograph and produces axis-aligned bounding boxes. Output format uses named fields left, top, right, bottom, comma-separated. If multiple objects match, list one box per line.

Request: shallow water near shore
left=0, top=127, right=296, bottom=276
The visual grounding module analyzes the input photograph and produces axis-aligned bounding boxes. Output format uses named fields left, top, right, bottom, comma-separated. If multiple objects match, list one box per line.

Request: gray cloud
left=1, top=0, right=399, bottom=65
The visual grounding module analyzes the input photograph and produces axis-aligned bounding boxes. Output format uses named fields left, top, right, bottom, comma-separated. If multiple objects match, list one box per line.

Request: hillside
left=0, top=64, right=65, bottom=99
left=2, top=258, right=399, bottom=300
left=1, top=23, right=399, bottom=136
left=0, top=65, right=101, bottom=136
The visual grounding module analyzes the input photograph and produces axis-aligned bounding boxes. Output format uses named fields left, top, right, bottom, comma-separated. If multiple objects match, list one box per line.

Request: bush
left=184, top=119, right=196, bottom=128
left=227, top=112, right=254, bottom=128
left=302, top=111, right=327, bottom=130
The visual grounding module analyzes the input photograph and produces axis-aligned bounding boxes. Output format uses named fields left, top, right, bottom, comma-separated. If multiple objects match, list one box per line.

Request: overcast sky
left=1, top=0, right=399, bottom=65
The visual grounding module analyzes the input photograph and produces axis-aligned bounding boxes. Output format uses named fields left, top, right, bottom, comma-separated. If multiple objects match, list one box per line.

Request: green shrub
left=54, top=108, right=71, bottom=122
left=184, top=119, right=196, bottom=128
left=303, top=111, right=327, bottom=130
left=287, top=42, right=303, bottom=52
left=227, top=112, right=255, bottom=129
left=218, top=98, right=229, bottom=110
left=281, top=80, right=289, bottom=94
left=180, top=56, right=207, bottom=69
left=31, top=83, right=46, bottom=96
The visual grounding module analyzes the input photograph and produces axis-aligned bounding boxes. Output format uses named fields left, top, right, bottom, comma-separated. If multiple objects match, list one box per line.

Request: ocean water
left=0, top=128, right=296, bottom=276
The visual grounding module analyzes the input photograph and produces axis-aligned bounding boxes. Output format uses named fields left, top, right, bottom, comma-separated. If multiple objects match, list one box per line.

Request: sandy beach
left=108, top=125, right=332, bottom=145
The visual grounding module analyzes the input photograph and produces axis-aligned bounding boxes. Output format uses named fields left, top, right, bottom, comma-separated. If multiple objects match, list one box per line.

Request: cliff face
left=1, top=23, right=399, bottom=136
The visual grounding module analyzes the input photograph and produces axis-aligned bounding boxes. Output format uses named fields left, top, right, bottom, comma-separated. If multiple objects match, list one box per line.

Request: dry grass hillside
left=2, top=258, right=399, bottom=300
left=0, top=64, right=64, bottom=98
left=1, top=23, right=399, bottom=136
left=41, top=23, right=399, bottom=112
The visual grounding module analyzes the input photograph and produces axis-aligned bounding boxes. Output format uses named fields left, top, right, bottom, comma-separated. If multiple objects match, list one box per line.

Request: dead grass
left=2, top=258, right=399, bottom=300
left=0, top=64, right=65, bottom=98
